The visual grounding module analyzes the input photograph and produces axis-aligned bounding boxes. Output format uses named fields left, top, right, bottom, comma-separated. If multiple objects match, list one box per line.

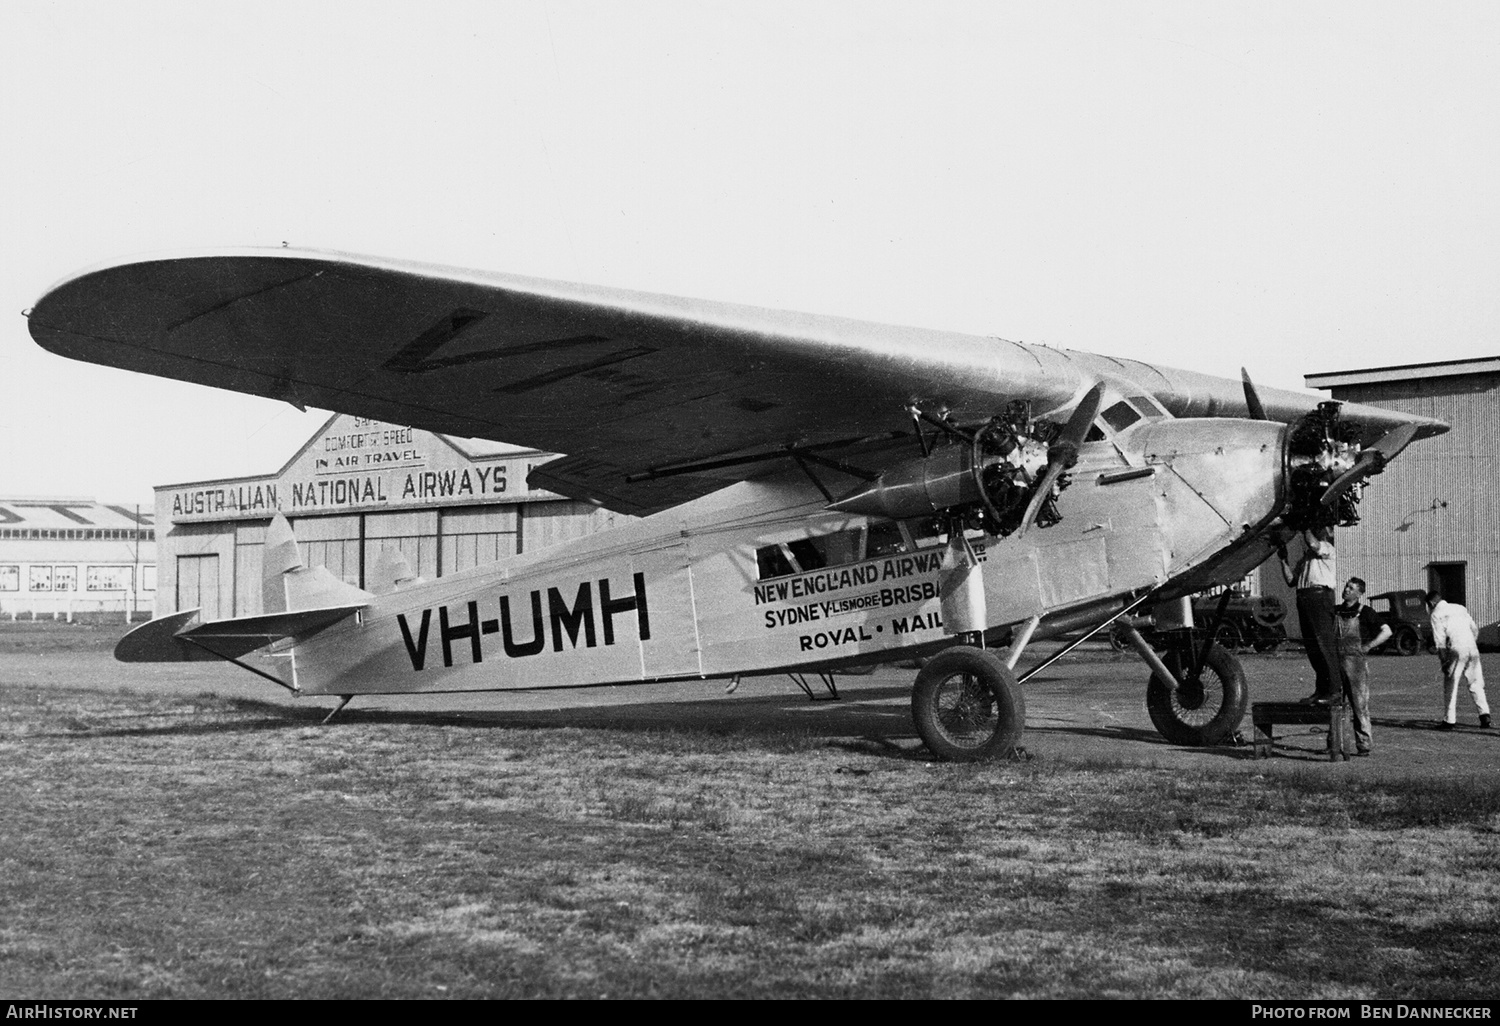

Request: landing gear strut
left=1144, top=642, right=1247, bottom=745
left=1118, top=592, right=1249, bottom=746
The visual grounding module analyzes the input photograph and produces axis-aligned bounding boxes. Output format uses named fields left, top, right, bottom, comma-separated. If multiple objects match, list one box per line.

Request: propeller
left=1018, top=382, right=1105, bottom=536
left=1319, top=422, right=1420, bottom=507
left=1241, top=368, right=1268, bottom=421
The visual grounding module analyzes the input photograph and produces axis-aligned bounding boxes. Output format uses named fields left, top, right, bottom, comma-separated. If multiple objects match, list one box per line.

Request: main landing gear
left=909, top=597, right=1250, bottom=761
left=910, top=646, right=1026, bottom=762
left=1142, top=639, right=1248, bottom=746
left=1118, top=618, right=1248, bottom=747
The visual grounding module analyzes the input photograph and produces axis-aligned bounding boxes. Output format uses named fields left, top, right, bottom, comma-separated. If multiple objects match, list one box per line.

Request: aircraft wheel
left=912, top=647, right=1026, bottom=762
left=1146, top=643, right=1247, bottom=746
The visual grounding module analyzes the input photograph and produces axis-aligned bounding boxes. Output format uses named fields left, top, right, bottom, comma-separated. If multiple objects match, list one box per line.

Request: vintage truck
left=1110, top=593, right=1288, bottom=654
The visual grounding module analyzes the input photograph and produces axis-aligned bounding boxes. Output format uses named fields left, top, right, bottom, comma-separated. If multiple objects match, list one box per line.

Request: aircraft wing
left=28, top=248, right=1447, bottom=516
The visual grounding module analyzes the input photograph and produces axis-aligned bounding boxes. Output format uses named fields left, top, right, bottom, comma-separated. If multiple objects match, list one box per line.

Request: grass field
left=4, top=680, right=1499, bottom=1000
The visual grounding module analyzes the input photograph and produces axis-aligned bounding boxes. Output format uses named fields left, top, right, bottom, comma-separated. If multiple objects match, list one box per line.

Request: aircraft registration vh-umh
left=27, top=250, right=1448, bottom=760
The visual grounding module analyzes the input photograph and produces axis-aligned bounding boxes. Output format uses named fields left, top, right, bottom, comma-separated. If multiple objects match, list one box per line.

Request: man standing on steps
left=1279, top=524, right=1339, bottom=705
left=1334, top=577, right=1392, bottom=757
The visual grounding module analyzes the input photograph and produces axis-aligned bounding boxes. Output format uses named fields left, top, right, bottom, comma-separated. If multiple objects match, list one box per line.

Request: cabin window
left=755, top=518, right=945, bottom=581
left=756, top=545, right=797, bottom=580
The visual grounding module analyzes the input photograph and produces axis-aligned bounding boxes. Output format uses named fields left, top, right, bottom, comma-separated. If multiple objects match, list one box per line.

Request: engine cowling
left=827, top=406, right=1068, bottom=536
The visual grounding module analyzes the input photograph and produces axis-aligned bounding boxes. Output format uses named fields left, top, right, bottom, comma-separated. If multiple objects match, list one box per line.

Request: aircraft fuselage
left=288, top=415, right=1288, bottom=696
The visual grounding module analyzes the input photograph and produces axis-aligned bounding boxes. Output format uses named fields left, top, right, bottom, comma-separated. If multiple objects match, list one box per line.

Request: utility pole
left=131, top=503, right=140, bottom=623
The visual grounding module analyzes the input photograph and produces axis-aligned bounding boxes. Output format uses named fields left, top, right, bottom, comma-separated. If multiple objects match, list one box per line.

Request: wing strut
left=178, top=635, right=298, bottom=693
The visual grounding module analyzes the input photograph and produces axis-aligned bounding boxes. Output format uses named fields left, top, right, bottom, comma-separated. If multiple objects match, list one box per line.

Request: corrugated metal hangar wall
left=1261, top=357, right=1499, bottom=641
left=154, top=414, right=624, bottom=620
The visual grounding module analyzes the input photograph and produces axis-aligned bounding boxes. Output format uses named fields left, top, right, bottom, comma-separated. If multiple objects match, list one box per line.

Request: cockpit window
left=1129, top=394, right=1168, bottom=417
left=1101, top=399, right=1143, bottom=432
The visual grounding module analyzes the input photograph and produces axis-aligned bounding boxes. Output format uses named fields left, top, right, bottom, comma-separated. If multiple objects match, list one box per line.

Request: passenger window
left=755, top=519, right=944, bottom=580
left=756, top=545, right=796, bottom=580
left=865, top=521, right=907, bottom=558
left=786, top=538, right=828, bottom=572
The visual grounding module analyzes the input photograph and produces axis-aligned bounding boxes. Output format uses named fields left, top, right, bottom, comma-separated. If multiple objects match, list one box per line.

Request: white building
left=0, top=498, right=156, bottom=620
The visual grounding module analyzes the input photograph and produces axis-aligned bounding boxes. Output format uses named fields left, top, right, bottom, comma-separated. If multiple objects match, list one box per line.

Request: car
left=1367, top=590, right=1434, bottom=656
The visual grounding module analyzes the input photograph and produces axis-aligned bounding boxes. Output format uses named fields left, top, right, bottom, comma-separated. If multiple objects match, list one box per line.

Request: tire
left=1252, top=625, right=1286, bottom=654
left=1145, top=643, right=1248, bottom=746
left=1108, top=625, right=1130, bottom=653
left=911, top=647, right=1026, bottom=762
left=1394, top=629, right=1419, bottom=657
left=1213, top=622, right=1242, bottom=653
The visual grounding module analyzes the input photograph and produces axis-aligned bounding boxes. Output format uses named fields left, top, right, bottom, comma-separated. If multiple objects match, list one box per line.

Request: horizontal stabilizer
left=115, top=609, right=219, bottom=662
left=115, top=604, right=366, bottom=663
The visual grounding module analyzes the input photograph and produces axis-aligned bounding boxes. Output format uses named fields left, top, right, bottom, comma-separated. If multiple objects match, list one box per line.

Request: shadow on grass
left=1374, top=715, right=1500, bottom=737
left=45, top=689, right=922, bottom=751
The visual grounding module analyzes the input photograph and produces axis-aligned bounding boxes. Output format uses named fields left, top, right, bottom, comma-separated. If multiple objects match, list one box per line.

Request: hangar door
left=439, top=506, right=518, bottom=575
left=176, top=554, right=220, bottom=620
left=289, top=515, right=361, bottom=588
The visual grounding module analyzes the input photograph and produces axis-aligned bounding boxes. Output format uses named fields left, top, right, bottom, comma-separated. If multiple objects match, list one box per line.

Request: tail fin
left=262, top=513, right=373, bottom=611
left=369, top=546, right=421, bottom=595
left=262, top=514, right=303, bottom=614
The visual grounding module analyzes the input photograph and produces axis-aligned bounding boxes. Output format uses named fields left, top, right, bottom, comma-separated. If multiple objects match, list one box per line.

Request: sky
left=3, top=0, right=1497, bottom=506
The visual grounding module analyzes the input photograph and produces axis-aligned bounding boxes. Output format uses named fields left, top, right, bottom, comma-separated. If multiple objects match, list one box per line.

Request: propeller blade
left=1319, top=422, right=1420, bottom=507
left=1018, top=459, right=1068, bottom=536
left=1059, top=382, right=1106, bottom=448
left=1241, top=368, right=1268, bottom=421
left=1018, top=383, right=1104, bottom=536
left=1369, top=420, right=1420, bottom=462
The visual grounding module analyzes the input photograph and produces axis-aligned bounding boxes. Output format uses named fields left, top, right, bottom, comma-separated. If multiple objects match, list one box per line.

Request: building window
left=29, top=565, right=53, bottom=592
left=0, top=566, right=17, bottom=591
left=86, top=566, right=133, bottom=592
left=54, top=566, right=78, bottom=593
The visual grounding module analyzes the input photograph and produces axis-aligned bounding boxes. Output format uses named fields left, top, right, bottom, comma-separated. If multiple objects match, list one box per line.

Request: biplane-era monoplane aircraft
left=28, top=250, right=1447, bottom=759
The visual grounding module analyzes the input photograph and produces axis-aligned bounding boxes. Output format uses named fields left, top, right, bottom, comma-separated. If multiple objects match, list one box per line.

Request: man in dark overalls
left=1333, top=576, right=1392, bottom=757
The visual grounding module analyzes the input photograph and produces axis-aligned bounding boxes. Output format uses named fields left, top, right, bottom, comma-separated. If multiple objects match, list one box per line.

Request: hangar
left=0, top=498, right=156, bottom=620
left=1261, top=356, right=1499, bottom=644
left=153, top=414, right=624, bottom=620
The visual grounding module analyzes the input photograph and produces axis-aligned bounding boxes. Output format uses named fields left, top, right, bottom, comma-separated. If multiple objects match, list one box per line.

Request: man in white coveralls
left=1425, top=590, right=1491, bottom=731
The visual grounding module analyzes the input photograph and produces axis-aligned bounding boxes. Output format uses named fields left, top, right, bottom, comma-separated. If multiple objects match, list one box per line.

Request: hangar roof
left=1306, top=356, right=1500, bottom=390
left=0, top=498, right=154, bottom=530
